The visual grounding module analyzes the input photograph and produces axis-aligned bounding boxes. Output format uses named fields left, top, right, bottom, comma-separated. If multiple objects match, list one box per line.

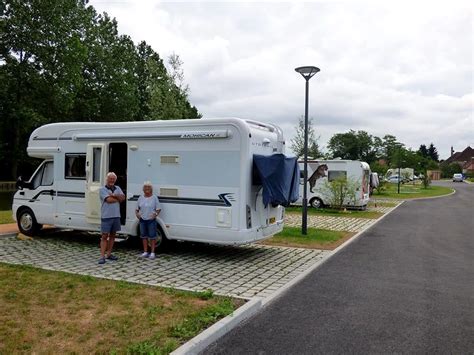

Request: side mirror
left=16, top=176, right=24, bottom=190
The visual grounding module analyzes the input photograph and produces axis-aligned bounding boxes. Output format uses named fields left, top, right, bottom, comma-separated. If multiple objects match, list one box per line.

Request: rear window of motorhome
left=328, top=170, right=347, bottom=181
left=65, top=154, right=86, bottom=179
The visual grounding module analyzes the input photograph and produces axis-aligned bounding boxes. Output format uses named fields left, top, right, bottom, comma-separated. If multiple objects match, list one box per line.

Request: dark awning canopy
left=253, top=154, right=300, bottom=207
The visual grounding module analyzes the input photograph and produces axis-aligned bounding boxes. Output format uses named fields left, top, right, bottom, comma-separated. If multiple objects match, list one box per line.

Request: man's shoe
left=149, top=253, right=156, bottom=260
left=98, top=258, right=106, bottom=265
left=106, top=254, right=118, bottom=261
left=140, top=252, right=150, bottom=258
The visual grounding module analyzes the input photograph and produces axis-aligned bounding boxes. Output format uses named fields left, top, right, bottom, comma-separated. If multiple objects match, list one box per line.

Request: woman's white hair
left=143, top=181, right=153, bottom=189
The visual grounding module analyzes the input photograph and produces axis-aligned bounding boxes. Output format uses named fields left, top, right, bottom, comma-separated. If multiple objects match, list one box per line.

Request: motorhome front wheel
left=17, top=208, right=41, bottom=236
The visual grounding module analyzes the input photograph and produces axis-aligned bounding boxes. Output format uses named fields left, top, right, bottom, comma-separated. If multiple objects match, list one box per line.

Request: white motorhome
left=386, top=168, right=414, bottom=181
left=296, top=159, right=371, bottom=209
left=12, top=118, right=289, bottom=245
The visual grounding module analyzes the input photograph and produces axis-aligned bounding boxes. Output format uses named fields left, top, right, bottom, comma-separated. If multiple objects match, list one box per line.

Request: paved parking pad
left=285, top=214, right=376, bottom=232
left=0, top=233, right=330, bottom=300
left=367, top=206, right=396, bottom=213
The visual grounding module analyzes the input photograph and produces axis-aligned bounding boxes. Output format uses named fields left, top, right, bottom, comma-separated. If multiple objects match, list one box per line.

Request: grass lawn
left=0, top=263, right=243, bottom=354
left=285, top=206, right=383, bottom=219
left=0, top=210, right=14, bottom=224
left=262, top=226, right=353, bottom=250
left=373, top=183, right=453, bottom=199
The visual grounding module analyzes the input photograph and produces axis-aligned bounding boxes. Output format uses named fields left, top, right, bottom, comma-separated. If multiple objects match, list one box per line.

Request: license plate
left=269, top=217, right=276, bottom=224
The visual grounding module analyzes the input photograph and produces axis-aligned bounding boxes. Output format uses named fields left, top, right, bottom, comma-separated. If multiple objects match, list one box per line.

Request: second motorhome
left=296, top=159, right=371, bottom=209
left=13, top=118, right=298, bottom=246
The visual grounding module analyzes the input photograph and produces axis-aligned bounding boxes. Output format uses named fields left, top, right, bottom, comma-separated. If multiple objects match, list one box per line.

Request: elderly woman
left=135, top=182, right=161, bottom=259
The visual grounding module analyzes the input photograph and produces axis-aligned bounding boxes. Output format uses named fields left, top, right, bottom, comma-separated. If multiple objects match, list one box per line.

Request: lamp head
left=295, top=66, right=320, bottom=80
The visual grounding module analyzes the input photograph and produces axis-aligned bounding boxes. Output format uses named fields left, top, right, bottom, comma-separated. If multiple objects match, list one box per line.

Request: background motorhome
left=295, top=159, right=371, bottom=209
left=386, top=168, right=414, bottom=182
left=12, top=118, right=297, bottom=246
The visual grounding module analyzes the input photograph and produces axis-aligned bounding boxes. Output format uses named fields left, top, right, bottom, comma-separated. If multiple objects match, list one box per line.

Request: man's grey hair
left=143, top=181, right=153, bottom=189
left=106, top=172, right=117, bottom=179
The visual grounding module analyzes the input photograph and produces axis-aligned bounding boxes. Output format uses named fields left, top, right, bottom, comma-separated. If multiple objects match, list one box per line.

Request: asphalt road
left=203, top=182, right=474, bottom=354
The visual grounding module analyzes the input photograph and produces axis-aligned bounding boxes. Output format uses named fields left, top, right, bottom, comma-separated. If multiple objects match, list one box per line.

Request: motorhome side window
left=92, top=147, right=101, bottom=182
left=32, top=161, right=54, bottom=189
left=65, top=154, right=86, bottom=179
left=328, top=170, right=347, bottom=182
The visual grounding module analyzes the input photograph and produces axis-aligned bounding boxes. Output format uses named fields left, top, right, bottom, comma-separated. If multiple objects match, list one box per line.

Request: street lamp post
left=396, top=144, right=403, bottom=194
left=295, top=66, right=320, bottom=235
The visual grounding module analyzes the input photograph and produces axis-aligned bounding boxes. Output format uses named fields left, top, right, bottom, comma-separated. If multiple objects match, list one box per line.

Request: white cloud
left=90, top=0, right=473, bottom=159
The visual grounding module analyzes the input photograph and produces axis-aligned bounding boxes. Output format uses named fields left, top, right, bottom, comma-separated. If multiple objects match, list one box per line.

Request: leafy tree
left=369, top=160, right=388, bottom=176
left=439, top=162, right=462, bottom=178
left=323, top=176, right=358, bottom=210
left=418, top=144, right=428, bottom=158
left=327, top=130, right=381, bottom=164
left=427, top=143, right=439, bottom=162
left=0, top=0, right=200, bottom=179
left=168, top=53, right=189, bottom=96
left=290, top=116, right=322, bottom=159
left=381, top=134, right=401, bottom=165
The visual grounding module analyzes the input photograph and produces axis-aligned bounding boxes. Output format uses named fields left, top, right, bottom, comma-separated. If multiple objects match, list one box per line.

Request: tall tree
left=427, top=143, right=439, bottom=162
left=290, top=116, right=322, bottom=159
left=0, top=0, right=200, bottom=179
left=327, top=130, right=381, bottom=164
left=418, top=144, right=428, bottom=158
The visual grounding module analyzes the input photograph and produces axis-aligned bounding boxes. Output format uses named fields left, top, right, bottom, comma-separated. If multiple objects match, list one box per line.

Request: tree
left=418, top=144, right=428, bottom=158
left=439, top=162, right=462, bottom=178
left=323, top=176, right=358, bottom=210
left=327, top=130, right=382, bottom=164
left=290, top=116, right=322, bottom=159
left=381, top=134, right=401, bottom=165
left=0, top=0, right=201, bottom=179
left=427, top=143, right=439, bottom=162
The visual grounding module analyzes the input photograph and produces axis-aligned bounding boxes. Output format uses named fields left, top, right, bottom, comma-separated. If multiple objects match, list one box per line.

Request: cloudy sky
left=91, top=0, right=473, bottom=159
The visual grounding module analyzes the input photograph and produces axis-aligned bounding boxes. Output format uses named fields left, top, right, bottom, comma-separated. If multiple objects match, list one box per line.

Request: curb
left=171, top=202, right=405, bottom=354
left=170, top=297, right=263, bottom=355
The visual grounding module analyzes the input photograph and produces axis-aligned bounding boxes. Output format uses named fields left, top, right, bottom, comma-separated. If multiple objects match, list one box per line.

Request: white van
left=296, top=159, right=371, bottom=209
left=13, top=118, right=290, bottom=245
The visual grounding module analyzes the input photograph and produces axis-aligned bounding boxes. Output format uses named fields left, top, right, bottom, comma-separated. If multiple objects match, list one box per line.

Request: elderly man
left=98, top=172, right=125, bottom=264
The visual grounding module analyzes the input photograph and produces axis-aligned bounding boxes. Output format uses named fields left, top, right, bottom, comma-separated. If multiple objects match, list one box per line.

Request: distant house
left=444, top=146, right=474, bottom=175
left=462, top=159, right=474, bottom=175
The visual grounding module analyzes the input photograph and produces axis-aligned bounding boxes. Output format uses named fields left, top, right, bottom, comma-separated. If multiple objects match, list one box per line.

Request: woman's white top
left=136, top=195, right=161, bottom=220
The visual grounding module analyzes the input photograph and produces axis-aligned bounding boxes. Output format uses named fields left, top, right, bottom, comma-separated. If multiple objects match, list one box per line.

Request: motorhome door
left=85, top=144, right=106, bottom=224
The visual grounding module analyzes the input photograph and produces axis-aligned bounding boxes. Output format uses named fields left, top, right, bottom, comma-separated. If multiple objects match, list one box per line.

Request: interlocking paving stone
left=367, top=206, right=395, bottom=213
left=285, top=214, right=376, bottom=232
left=0, top=232, right=330, bottom=300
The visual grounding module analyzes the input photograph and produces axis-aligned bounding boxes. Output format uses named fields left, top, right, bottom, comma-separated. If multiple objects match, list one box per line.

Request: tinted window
left=65, top=154, right=86, bottom=179
left=328, top=170, right=347, bottom=182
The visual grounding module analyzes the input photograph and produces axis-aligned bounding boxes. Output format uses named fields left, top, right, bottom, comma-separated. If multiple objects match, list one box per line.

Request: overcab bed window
left=65, top=154, right=86, bottom=179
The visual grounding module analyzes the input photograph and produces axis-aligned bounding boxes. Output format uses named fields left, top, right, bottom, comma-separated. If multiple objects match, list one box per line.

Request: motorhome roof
left=29, top=117, right=279, bottom=141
